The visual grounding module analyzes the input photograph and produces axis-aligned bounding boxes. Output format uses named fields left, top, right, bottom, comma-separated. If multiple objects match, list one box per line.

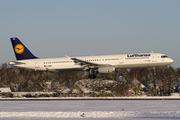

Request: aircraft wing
left=70, top=57, right=100, bottom=67
left=65, top=55, right=110, bottom=70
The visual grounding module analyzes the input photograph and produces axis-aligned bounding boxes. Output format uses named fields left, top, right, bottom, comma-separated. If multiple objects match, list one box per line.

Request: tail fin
left=10, top=37, right=37, bottom=60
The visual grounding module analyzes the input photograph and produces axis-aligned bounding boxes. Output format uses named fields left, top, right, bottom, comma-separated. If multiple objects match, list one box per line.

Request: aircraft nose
left=168, top=58, right=174, bottom=64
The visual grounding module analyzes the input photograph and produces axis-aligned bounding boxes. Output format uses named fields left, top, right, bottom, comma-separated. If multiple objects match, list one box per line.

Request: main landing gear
left=153, top=67, right=156, bottom=76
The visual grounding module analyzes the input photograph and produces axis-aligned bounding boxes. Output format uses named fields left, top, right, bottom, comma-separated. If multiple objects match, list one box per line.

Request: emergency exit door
left=35, top=61, right=40, bottom=68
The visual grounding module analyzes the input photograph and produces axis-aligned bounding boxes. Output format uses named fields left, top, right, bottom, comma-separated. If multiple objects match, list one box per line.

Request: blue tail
left=10, top=37, right=37, bottom=60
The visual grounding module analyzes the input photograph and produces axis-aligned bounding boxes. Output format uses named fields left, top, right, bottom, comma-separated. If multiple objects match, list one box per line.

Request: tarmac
left=0, top=96, right=180, bottom=101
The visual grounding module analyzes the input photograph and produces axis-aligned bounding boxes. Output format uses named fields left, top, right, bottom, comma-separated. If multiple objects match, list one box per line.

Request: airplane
left=9, top=37, right=174, bottom=73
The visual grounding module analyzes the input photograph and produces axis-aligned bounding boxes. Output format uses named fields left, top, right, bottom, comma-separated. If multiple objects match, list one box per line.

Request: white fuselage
left=10, top=52, right=173, bottom=72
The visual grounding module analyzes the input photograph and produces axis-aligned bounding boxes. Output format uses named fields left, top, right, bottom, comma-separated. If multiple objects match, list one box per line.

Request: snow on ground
left=0, top=100, right=179, bottom=120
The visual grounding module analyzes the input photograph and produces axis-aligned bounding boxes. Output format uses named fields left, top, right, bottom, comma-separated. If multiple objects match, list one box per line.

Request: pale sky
left=0, top=0, right=180, bottom=68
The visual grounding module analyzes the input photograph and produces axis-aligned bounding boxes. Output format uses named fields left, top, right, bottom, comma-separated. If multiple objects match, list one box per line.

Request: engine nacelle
left=98, top=66, right=115, bottom=73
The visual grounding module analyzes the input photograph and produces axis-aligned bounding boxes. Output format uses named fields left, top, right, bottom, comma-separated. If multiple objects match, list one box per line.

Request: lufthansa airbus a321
left=9, top=37, right=174, bottom=73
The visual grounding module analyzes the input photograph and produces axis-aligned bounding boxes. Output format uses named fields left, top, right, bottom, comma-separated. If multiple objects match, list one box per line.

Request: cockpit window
left=161, top=55, right=168, bottom=58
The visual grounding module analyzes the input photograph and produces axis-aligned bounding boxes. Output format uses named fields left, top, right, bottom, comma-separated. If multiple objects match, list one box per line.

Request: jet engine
left=98, top=66, right=115, bottom=73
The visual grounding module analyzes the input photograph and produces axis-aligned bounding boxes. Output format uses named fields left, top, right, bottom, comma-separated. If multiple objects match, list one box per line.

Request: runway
left=0, top=97, right=180, bottom=101
left=0, top=100, right=179, bottom=120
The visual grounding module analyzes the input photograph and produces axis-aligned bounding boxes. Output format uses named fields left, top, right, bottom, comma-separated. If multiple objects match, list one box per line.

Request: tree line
left=0, top=63, right=179, bottom=96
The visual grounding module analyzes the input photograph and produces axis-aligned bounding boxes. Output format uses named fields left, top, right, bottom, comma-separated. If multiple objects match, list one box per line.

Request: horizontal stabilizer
left=9, top=61, right=26, bottom=65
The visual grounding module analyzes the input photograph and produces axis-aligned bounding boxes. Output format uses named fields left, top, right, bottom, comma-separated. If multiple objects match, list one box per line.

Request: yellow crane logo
left=15, top=44, right=24, bottom=54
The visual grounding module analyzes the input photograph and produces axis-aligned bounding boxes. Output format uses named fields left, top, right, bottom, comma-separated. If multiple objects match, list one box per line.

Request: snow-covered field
left=0, top=100, right=179, bottom=120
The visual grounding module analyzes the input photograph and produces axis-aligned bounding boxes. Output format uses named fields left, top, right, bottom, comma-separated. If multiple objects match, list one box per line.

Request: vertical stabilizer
left=10, top=37, right=37, bottom=60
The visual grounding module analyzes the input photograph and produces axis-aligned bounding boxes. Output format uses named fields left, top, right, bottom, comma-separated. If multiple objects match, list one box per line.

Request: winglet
left=65, top=55, right=71, bottom=59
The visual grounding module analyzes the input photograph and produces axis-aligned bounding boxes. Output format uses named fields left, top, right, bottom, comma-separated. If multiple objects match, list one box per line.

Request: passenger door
left=152, top=54, right=157, bottom=62
left=119, top=57, right=124, bottom=64
left=35, top=60, right=40, bottom=68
